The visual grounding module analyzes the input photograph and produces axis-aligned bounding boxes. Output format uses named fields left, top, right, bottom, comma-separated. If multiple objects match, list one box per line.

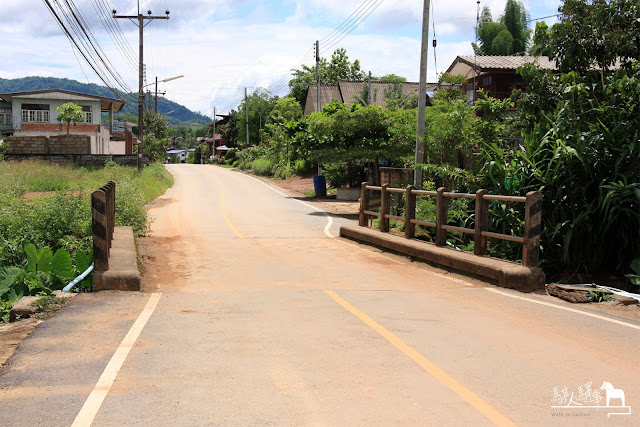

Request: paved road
left=1, top=164, right=639, bottom=426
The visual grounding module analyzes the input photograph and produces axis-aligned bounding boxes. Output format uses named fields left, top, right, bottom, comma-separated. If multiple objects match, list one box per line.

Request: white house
left=0, top=89, right=126, bottom=154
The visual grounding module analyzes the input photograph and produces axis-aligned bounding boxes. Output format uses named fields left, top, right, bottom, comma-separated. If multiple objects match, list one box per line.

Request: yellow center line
left=324, top=290, right=516, bottom=427
left=220, top=191, right=244, bottom=239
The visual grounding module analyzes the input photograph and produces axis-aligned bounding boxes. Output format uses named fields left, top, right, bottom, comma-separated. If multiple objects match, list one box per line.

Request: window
left=0, top=108, right=10, bottom=125
left=80, top=105, right=92, bottom=123
left=21, top=103, right=50, bottom=123
left=482, top=76, right=492, bottom=86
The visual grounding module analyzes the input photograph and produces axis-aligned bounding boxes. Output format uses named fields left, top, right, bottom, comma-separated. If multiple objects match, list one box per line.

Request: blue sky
left=0, top=1, right=562, bottom=115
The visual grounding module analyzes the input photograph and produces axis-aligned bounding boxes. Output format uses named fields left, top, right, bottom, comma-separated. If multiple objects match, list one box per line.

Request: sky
left=0, top=0, right=562, bottom=116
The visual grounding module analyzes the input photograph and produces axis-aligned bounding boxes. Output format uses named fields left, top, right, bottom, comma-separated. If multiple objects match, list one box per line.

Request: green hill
left=0, top=76, right=209, bottom=126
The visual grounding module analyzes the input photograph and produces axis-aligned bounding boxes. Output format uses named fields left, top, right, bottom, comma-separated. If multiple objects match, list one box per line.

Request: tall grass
left=0, top=161, right=174, bottom=266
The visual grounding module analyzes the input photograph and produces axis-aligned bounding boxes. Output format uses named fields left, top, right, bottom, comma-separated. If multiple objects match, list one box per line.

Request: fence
left=358, top=182, right=542, bottom=267
left=92, top=181, right=116, bottom=271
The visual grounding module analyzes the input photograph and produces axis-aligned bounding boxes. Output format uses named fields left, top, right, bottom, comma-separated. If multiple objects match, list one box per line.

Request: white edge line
left=243, top=173, right=335, bottom=238
left=72, top=293, right=162, bottom=427
left=485, top=287, right=640, bottom=331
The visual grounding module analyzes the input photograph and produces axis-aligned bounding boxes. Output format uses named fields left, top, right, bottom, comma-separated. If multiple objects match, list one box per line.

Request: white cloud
left=1, top=0, right=561, bottom=115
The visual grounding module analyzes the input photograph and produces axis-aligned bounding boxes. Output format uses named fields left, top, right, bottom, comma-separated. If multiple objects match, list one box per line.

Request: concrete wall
left=14, top=123, right=111, bottom=155
left=6, top=135, right=91, bottom=155
left=109, top=140, right=126, bottom=155
left=5, top=154, right=149, bottom=168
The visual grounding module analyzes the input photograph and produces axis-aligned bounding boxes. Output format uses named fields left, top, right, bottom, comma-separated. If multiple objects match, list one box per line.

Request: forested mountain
left=0, top=76, right=209, bottom=126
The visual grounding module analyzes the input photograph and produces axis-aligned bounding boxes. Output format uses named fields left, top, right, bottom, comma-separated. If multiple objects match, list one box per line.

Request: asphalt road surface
left=1, top=164, right=639, bottom=426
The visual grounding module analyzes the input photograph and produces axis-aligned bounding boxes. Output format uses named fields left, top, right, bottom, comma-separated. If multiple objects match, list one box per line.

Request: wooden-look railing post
left=474, top=189, right=489, bottom=256
left=380, top=184, right=390, bottom=232
left=109, top=181, right=115, bottom=244
left=435, top=187, right=448, bottom=246
left=100, top=184, right=111, bottom=250
left=359, top=182, right=369, bottom=227
left=92, top=189, right=109, bottom=272
left=522, top=191, right=543, bottom=267
left=405, top=185, right=415, bottom=239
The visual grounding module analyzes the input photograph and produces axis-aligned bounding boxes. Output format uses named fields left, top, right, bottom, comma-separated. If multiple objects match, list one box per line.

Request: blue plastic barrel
left=313, top=175, right=327, bottom=197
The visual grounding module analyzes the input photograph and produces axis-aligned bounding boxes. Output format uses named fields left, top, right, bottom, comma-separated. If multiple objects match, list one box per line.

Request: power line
left=42, top=0, right=134, bottom=104
left=61, top=0, right=136, bottom=96
left=320, top=0, right=379, bottom=44
left=320, top=0, right=384, bottom=54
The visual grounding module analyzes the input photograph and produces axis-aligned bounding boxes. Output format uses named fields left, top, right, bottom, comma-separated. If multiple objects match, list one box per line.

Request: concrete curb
left=93, top=226, right=141, bottom=291
left=340, top=226, right=545, bottom=292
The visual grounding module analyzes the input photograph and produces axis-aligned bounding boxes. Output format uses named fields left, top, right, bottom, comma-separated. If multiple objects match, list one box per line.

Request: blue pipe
left=62, top=263, right=94, bottom=293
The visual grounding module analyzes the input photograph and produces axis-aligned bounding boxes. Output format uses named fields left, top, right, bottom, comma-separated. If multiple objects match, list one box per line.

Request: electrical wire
left=431, top=0, right=437, bottom=78
left=44, top=0, right=137, bottom=104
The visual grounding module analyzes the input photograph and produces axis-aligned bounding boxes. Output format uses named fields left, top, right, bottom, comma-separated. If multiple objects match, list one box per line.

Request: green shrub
left=226, top=148, right=238, bottom=161
left=323, top=162, right=366, bottom=188
left=250, top=158, right=276, bottom=176
left=275, top=164, right=294, bottom=179
left=294, top=159, right=312, bottom=175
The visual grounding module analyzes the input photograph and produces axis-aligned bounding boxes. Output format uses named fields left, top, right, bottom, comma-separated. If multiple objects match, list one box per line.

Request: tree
left=263, top=97, right=303, bottom=169
left=288, top=48, right=366, bottom=107
left=472, top=1, right=531, bottom=55
left=303, top=104, right=415, bottom=187
left=55, top=102, right=84, bottom=139
left=217, top=110, right=239, bottom=148
left=501, top=0, right=530, bottom=54
left=529, top=21, right=552, bottom=56
left=551, top=0, right=639, bottom=73
left=236, top=89, right=278, bottom=147
left=325, top=48, right=365, bottom=83
left=143, top=111, right=169, bottom=140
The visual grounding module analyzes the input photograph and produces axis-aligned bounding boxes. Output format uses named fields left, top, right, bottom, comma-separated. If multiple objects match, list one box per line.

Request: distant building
left=444, top=55, right=557, bottom=103
left=0, top=89, right=126, bottom=155
left=167, top=148, right=195, bottom=163
left=303, top=80, right=441, bottom=115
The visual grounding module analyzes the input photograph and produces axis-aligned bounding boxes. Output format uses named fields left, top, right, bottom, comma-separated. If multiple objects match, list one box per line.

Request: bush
left=250, top=158, right=276, bottom=176
left=226, top=148, right=238, bottom=162
left=275, top=164, right=294, bottom=179
left=323, top=161, right=366, bottom=188
left=294, top=159, right=312, bottom=175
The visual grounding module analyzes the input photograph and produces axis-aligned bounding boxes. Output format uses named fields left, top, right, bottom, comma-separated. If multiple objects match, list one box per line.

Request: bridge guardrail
left=358, top=182, right=542, bottom=267
left=92, top=181, right=116, bottom=272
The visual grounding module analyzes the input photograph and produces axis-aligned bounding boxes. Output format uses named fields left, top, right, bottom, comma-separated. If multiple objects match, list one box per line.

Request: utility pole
left=244, top=88, right=250, bottom=148
left=316, top=40, right=323, bottom=177
left=212, top=107, right=216, bottom=137
left=367, top=71, right=372, bottom=105
left=414, top=0, right=430, bottom=188
left=113, top=4, right=169, bottom=171
left=154, top=77, right=158, bottom=112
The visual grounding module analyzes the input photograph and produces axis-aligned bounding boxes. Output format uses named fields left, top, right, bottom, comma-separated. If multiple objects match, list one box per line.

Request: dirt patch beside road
left=245, top=172, right=360, bottom=218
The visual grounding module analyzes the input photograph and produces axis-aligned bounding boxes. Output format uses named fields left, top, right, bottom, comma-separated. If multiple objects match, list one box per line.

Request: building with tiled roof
left=303, top=81, right=441, bottom=115
left=445, top=55, right=558, bottom=103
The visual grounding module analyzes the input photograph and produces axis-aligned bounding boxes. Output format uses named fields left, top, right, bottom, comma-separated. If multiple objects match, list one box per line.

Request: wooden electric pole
left=245, top=88, right=250, bottom=148
left=113, top=4, right=169, bottom=171
left=414, top=0, right=430, bottom=188
left=213, top=107, right=216, bottom=137
left=368, top=71, right=372, bottom=105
